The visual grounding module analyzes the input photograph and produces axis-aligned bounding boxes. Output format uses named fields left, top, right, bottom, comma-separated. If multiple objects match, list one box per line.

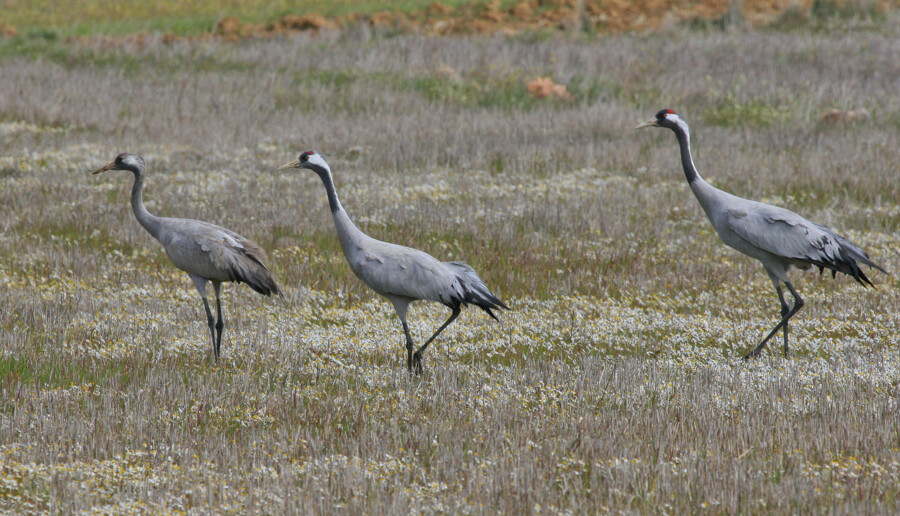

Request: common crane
left=636, top=109, right=885, bottom=359
left=275, top=151, right=508, bottom=374
left=92, top=153, right=281, bottom=360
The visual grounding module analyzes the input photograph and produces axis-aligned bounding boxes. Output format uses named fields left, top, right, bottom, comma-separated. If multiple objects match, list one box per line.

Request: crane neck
left=317, top=168, right=343, bottom=215
left=316, top=169, right=369, bottom=255
left=673, top=124, right=701, bottom=185
left=129, top=168, right=163, bottom=240
left=669, top=122, right=724, bottom=224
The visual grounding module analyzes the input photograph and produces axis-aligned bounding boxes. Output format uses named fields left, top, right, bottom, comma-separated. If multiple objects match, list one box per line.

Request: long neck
left=317, top=170, right=369, bottom=254
left=318, top=169, right=343, bottom=215
left=129, top=169, right=163, bottom=240
left=672, top=125, right=701, bottom=185
left=670, top=124, right=722, bottom=222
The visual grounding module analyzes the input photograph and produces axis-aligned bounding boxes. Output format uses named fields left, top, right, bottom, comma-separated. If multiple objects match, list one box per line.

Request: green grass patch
left=810, top=0, right=886, bottom=21
left=703, top=93, right=795, bottom=128
left=606, top=81, right=665, bottom=109
left=0, top=355, right=142, bottom=391
left=768, top=0, right=886, bottom=31
left=302, top=67, right=366, bottom=88
left=403, top=69, right=610, bottom=111
left=2, top=0, right=517, bottom=37
left=0, top=30, right=256, bottom=75
left=19, top=220, right=137, bottom=256
left=0, top=30, right=71, bottom=62
left=403, top=70, right=537, bottom=111
left=287, top=66, right=588, bottom=112
left=565, top=74, right=606, bottom=105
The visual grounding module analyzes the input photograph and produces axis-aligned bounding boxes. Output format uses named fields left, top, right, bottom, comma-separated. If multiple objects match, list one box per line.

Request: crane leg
left=744, top=282, right=804, bottom=360
left=401, top=320, right=415, bottom=373
left=412, top=306, right=460, bottom=375
left=192, top=276, right=218, bottom=360
left=777, top=286, right=790, bottom=357
left=201, top=297, right=217, bottom=360
left=213, top=281, right=224, bottom=359
left=388, top=298, right=416, bottom=373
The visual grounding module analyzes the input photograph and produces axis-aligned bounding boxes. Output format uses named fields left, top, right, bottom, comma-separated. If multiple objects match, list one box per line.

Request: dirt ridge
left=4, top=0, right=895, bottom=44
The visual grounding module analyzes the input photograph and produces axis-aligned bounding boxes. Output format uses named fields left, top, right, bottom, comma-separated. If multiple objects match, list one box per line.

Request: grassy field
left=2, top=0, right=544, bottom=37
left=1, top=10, right=900, bottom=514
left=5, top=0, right=894, bottom=37
left=0, top=0, right=487, bottom=35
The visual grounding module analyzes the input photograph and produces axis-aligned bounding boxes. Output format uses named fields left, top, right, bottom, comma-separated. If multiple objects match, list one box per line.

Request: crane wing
left=724, top=204, right=841, bottom=264
left=350, top=243, right=458, bottom=303
left=345, top=240, right=508, bottom=316
left=160, top=218, right=280, bottom=296
left=195, top=226, right=268, bottom=268
left=724, top=203, right=883, bottom=285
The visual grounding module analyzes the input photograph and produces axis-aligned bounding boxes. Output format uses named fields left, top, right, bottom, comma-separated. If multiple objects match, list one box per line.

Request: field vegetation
left=1, top=0, right=486, bottom=36
left=1, top=4, right=900, bottom=513
left=4, top=0, right=896, bottom=37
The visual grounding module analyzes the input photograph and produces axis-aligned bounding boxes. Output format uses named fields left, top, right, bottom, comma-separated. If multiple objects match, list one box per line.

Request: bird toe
left=412, top=353, right=424, bottom=375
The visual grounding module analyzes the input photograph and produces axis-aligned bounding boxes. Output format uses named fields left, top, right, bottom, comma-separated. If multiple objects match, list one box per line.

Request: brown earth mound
left=5, top=0, right=894, bottom=45
left=527, top=77, right=574, bottom=101
left=200, top=0, right=893, bottom=41
left=0, top=23, right=18, bottom=38
left=277, top=13, right=333, bottom=31
left=820, top=108, right=871, bottom=124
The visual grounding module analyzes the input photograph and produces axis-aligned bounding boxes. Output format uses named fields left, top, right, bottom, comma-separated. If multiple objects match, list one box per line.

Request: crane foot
left=412, top=352, right=425, bottom=376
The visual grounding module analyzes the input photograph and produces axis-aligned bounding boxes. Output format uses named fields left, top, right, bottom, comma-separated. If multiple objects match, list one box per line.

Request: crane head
left=92, top=153, right=144, bottom=174
left=635, top=109, right=684, bottom=130
left=275, top=151, right=329, bottom=175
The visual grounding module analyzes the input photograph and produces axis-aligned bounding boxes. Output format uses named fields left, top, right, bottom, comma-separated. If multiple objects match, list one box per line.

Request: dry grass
left=1, top=17, right=900, bottom=514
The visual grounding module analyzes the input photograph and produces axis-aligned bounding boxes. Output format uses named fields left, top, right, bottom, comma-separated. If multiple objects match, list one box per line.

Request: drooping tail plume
left=444, top=261, right=509, bottom=319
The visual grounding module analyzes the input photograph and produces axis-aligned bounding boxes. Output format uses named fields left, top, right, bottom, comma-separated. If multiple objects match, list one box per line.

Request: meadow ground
left=1, top=11, right=900, bottom=514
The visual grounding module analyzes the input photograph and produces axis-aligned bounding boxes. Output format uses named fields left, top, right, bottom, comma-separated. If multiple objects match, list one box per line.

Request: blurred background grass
left=4, top=0, right=896, bottom=37
left=2, top=0, right=518, bottom=35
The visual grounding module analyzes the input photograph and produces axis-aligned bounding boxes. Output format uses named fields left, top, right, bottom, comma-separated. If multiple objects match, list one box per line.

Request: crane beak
left=634, top=118, right=658, bottom=130
left=275, top=159, right=300, bottom=171
left=91, top=162, right=116, bottom=175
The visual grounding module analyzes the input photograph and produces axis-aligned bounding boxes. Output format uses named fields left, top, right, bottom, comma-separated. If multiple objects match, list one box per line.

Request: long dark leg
left=213, top=282, right=224, bottom=359
left=744, top=282, right=804, bottom=360
left=388, top=298, right=413, bottom=373
left=190, top=276, right=217, bottom=360
left=202, top=297, right=217, bottom=360
left=777, top=286, right=790, bottom=357
left=412, top=306, right=460, bottom=375
left=401, top=321, right=414, bottom=373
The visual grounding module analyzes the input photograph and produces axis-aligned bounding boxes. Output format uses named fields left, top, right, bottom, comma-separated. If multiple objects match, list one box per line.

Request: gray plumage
left=276, top=151, right=508, bottom=374
left=92, top=153, right=281, bottom=359
left=637, top=109, right=885, bottom=359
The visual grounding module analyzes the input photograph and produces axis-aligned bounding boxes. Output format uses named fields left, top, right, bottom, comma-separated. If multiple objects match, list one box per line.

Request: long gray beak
left=91, top=162, right=116, bottom=175
left=275, top=159, right=300, bottom=171
left=634, top=117, right=658, bottom=130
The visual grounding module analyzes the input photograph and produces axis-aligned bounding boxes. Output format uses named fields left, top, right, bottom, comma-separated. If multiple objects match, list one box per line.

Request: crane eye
left=300, top=153, right=309, bottom=162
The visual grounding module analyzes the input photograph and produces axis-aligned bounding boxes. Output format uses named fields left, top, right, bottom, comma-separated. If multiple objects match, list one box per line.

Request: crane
left=275, top=151, right=508, bottom=374
left=92, top=153, right=282, bottom=360
left=636, top=109, right=885, bottom=359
